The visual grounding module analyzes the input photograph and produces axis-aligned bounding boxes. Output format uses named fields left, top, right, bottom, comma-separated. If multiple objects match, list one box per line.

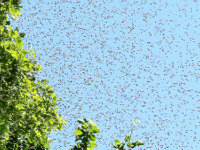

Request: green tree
left=70, top=118, right=100, bottom=150
left=70, top=119, right=144, bottom=150
left=0, top=0, right=66, bottom=149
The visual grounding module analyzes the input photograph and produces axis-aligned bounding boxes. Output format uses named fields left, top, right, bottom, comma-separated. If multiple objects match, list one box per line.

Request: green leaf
left=35, top=121, right=41, bottom=126
left=90, top=135, right=96, bottom=141
left=96, top=129, right=100, bottom=134
left=44, top=142, right=51, bottom=149
left=35, top=130, right=41, bottom=137
left=83, top=122, right=88, bottom=129
left=6, top=21, right=10, bottom=25
left=48, top=119, right=54, bottom=125
left=10, top=7, right=21, bottom=16
left=83, top=118, right=88, bottom=122
left=16, top=104, right=24, bottom=110
left=115, top=139, right=121, bottom=146
left=90, top=125, right=98, bottom=132
left=89, top=121, right=96, bottom=126
left=4, top=135, right=9, bottom=140
left=77, top=119, right=84, bottom=124
left=132, top=140, right=144, bottom=147
left=74, top=130, right=83, bottom=135
left=127, top=142, right=132, bottom=147
left=19, top=32, right=25, bottom=38
left=125, top=135, right=131, bottom=142
left=89, top=141, right=97, bottom=148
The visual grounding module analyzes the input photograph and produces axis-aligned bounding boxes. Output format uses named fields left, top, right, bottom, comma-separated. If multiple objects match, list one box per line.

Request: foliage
left=113, top=119, right=144, bottom=150
left=114, top=134, right=144, bottom=150
left=70, top=118, right=144, bottom=150
left=0, top=0, right=66, bottom=149
left=70, top=118, right=100, bottom=150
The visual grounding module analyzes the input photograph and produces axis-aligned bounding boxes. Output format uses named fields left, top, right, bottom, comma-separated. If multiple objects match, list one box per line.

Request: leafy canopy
left=0, top=0, right=66, bottom=149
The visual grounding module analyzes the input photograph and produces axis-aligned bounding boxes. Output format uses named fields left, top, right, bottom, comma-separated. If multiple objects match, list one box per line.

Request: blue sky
left=11, top=0, right=200, bottom=149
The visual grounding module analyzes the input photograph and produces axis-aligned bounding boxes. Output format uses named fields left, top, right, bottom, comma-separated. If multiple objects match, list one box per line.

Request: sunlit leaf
left=89, top=141, right=97, bottom=148
left=74, top=130, right=83, bottom=135
left=115, top=139, right=121, bottom=146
